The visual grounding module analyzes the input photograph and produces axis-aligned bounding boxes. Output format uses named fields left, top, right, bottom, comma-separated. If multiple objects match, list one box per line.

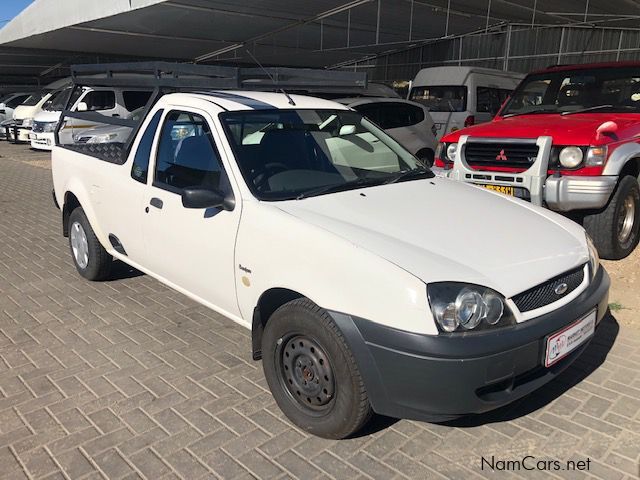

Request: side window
left=154, top=111, right=226, bottom=192
left=377, top=103, right=425, bottom=129
left=81, top=90, right=116, bottom=111
left=123, top=91, right=152, bottom=112
left=131, top=110, right=163, bottom=184
left=354, top=104, right=381, bottom=126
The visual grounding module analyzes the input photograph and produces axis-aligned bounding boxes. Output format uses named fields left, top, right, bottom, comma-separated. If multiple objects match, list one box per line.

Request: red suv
left=435, top=62, right=640, bottom=259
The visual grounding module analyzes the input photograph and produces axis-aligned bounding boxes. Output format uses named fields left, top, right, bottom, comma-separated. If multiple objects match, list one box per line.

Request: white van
left=6, top=78, right=70, bottom=143
left=30, top=86, right=152, bottom=150
left=408, top=66, right=524, bottom=139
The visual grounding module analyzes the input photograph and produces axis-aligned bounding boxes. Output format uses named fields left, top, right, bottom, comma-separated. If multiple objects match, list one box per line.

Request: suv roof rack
left=71, top=61, right=368, bottom=90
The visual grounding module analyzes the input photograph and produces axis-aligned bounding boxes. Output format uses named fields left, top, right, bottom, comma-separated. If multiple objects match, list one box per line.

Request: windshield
left=43, top=88, right=83, bottom=112
left=501, top=67, right=640, bottom=116
left=22, top=91, right=51, bottom=107
left=409, top=86, right=467, bottom=112
left=221, top=109, right=428, bottom=201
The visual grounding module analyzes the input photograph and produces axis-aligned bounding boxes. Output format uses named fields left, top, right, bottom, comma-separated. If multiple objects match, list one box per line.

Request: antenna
left=245, top=49, right=296, bottom=106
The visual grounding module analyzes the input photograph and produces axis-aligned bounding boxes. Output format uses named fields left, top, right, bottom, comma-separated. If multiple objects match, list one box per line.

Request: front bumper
left=545, top=175, right=617, bottom=211
left=30, top=132, right=55, bottom=150
left=5, top=124, right=32, bottom=143
left=329, top=267, right=610, bottom=422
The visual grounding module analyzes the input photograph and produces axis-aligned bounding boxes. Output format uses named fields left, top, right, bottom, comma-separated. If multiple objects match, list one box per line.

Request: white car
left=31, top=87, right=151, bottom=151
left=53, top=89, right=610, bottom=439
left=336, top=97, right=438, bottom=165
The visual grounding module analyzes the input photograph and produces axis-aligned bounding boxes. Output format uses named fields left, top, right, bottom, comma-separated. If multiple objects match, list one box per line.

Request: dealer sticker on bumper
left=545, top=310, right=596, bottom=367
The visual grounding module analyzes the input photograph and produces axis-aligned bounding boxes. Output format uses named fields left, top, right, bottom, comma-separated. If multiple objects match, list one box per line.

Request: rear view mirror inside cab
left=339, top=125, right=356, bottom=136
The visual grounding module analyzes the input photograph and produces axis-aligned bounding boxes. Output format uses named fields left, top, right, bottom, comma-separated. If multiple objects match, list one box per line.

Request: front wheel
left=68, top=207, right=112, bottom=280
left=583, top=175, right=640, bottom=260
left=261, top=299, right=372, bottom=439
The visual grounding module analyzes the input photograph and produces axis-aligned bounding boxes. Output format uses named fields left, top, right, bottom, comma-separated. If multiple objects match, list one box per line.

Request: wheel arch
left=62, top=191, right=81, bottom=237
left=603, top=144, right=640, bottom=177
left=251, top=287, right=306, bottom=360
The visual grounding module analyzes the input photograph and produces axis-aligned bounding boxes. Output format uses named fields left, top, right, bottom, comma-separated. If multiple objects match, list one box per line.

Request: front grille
left=14, top=119, right=23, bottom=126
left=512, top=266, right=585, bottom=312
left=465, top=142, right=539, bottom=170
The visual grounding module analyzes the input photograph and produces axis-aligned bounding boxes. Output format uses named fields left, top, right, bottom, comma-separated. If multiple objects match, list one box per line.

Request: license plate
left=545, top=310, right=596, bottom=367
left=481, top=184, right=515, bottom=196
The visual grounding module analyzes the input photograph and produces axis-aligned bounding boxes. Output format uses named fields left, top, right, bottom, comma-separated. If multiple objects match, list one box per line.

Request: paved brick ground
left=0, top=142, right=639, bottom=480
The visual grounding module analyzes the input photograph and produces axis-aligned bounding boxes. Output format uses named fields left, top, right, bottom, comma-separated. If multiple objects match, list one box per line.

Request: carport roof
left=1, top=0, right=639, bottom=87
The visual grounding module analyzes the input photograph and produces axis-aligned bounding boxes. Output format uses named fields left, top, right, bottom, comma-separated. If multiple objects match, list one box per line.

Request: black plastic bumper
left=329, top=267, right=610, bottom=422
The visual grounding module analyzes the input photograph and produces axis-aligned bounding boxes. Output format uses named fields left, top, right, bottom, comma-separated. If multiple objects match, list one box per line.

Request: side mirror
left=76, top=102, right=88, bottom=112
left=182, top=187, right=235, bottom=211
left=339, top=125, right=356, bottom=136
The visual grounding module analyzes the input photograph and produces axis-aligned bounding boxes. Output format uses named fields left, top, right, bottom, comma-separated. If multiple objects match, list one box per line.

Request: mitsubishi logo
left=496, top=149, right=508, bottom=161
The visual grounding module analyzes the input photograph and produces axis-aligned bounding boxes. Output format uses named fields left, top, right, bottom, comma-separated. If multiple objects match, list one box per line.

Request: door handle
left=150, top=197, right=163, bottom=209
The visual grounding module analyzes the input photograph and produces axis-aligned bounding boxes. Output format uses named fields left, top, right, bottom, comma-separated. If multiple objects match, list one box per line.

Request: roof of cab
left=170, top=90, right=350, bottom=112
left=531, top=61, right=640, bottom=75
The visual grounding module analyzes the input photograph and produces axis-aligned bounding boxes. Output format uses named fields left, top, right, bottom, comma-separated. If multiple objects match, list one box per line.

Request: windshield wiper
left=560, top=104, right=640, bottom=115
left=296, top=177, right=385, bottom=200
left=384, top=167, right=433, bottom=185
left=502, top=109, right=558, bottom=118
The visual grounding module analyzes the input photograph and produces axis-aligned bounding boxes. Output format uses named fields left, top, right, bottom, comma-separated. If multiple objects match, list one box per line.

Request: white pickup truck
left=52, top=85, right=610, bottom=439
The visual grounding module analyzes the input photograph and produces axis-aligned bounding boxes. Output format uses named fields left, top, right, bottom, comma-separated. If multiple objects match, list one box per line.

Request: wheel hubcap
left=617, top=193, right=636, bottom=245
left=70, top=221, right=89, bottom=269
left=277, top=335, right=335, bottom=411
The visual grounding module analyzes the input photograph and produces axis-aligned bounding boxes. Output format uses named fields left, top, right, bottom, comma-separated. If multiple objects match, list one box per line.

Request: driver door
left=142, top=107, right=242, bottom=318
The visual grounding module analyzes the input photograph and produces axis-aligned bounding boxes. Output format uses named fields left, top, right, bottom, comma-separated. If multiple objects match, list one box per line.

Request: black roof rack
left=70, top=61, right=367, bottom=90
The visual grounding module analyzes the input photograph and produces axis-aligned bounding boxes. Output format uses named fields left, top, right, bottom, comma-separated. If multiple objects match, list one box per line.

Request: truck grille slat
left=512, top=266, right=585, bottom=313
left=465, top=142, right=538, bottom=169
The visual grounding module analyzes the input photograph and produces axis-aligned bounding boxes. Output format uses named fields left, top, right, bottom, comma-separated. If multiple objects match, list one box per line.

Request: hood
left=275, top=178, right=588, bottom=298
left=443, top=113, right=640, bottom=145
left=33, top=111, right=61, bottom=123
left=13, top=105, right=40, bottom=121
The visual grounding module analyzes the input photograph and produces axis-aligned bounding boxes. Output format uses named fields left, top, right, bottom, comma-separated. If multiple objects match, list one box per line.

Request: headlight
left=586, top=233, right=600, bottom=280
left=428, top=283, right=515, bottom=333
left=87, top=133, right=118, bottom=144
left=586, top=146, right=607, bottom=166
left=22, top=118, right=33, bottom=127
left=43, top=122, right=58, bottom=133
left=446, top=143, right=458, bottom=161
left=559, top=146, right=583, bottom=168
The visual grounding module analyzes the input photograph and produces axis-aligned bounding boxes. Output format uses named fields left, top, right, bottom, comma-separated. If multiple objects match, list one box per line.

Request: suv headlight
left=559, top=146, right=583, bottom=168
left=586, top=233, right=600, bottom=280
left=87, top=133, right=117, bottom=144
left=445, top=143, right=458, bottom=161
left=428, top=283, right=515, bottom=333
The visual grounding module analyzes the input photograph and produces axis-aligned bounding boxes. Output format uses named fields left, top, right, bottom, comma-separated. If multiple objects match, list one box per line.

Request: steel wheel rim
left=276, top=334, right=336, bottom=414
left=70, top=221, right=89, bottom=269
left=617, top=194, right=636, bottom=245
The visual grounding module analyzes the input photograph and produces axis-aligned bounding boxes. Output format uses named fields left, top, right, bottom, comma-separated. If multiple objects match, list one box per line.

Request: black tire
left=68, top=207, right=112, bottom=280
left=261, top=298, right=372, bottom=439
left=583, top=175, right=640, bottom=260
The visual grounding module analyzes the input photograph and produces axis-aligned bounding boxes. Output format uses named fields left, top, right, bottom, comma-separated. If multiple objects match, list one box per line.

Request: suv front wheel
left=584, top=175, right=640, bottom=260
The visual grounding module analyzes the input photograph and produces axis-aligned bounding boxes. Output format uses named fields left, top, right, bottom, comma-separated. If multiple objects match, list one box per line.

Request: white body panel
left=409, top=66, right=524, bottom=139
left=52, top=90, right=593, bottom=337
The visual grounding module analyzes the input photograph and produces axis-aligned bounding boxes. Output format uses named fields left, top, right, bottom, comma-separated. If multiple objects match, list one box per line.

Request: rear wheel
left=261, top=299, right=372, bottom=439
left=584, top=175, right=640, bottom=260
left=68, top=207, right=112, bottom=280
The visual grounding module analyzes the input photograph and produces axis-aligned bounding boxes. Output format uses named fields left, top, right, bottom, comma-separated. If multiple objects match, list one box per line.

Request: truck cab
left=436, top=62, right=640, bottom=259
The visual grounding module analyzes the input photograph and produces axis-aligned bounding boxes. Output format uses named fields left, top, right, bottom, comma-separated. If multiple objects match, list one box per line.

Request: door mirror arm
left=182, top=187, right=235, bottom=211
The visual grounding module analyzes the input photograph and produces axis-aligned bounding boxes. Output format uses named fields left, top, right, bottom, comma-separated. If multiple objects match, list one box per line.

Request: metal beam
left=194, top=0, right=373, bottom=63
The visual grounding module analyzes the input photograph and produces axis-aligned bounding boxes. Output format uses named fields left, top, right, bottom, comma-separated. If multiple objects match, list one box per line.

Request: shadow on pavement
left=108, top=260, right=145, bottom=281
